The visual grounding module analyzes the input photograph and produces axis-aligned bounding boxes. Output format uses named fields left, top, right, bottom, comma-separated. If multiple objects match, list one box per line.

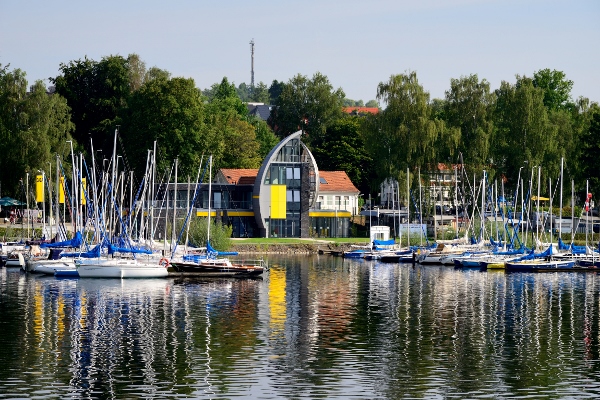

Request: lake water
left=1, top=255, right=600, bottom=399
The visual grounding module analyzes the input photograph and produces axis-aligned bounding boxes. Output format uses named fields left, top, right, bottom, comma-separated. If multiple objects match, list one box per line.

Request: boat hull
left=505, top=259, right=576, bottom=272
left=76, top=258, right=169, bottom=278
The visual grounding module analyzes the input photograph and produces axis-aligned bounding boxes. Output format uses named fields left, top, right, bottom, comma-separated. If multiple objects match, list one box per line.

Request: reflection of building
left=163, top=131, right=360, bottom=238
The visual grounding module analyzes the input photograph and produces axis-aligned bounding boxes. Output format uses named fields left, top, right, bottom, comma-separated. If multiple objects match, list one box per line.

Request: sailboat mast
left=207, top=155, right=212, bottom=244
left=536, top=166, right=541, bottom=249
left=407, top=167, right=410, bottom=247
left=454, top=165, right=458, bottom=239
left=549, top=178, right=553, bottom=249
left=559, top=157, right=564, bottom=240
left=172, top=158, right=178, bottom=252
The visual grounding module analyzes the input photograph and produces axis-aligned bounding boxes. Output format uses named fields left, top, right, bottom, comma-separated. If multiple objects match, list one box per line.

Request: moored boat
left=76, top=257, right=169, bottom=278
left=169, top=255, right=265, bottom=277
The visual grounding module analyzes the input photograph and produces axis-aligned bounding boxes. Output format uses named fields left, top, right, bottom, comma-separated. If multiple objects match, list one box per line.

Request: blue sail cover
left=558, top=237, right=587, bottom=254
left=60, top=243, right=102, bottom=259
left=207, top=241, right=238, bottom=256
left=513, top=246, right=554, bottom=262
left=107, top=243, right=152, bottom=255
left=373, top=239, right=395, bottom=246
left=40, top=231, right=83, bottom=249
left=373, top=239, right=396, bottom=250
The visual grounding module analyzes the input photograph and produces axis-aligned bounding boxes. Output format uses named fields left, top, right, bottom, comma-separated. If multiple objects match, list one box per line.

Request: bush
left=184, top=217, right=233, bottom=251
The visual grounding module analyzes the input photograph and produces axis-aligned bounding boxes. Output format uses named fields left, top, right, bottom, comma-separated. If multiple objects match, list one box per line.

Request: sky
left=1, top=0, right=598, bottom=104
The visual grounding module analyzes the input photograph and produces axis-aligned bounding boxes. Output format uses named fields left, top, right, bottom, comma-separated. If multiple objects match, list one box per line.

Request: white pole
left=407, top=167, right=410, bottom=247
left=207, top=155, right=212, bottom=245
left=559, top=157, right=564, bottom=239
left=172, top=158, right=178, bottom=251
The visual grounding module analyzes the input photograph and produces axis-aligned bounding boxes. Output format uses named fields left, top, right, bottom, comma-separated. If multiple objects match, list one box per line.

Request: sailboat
left=75, top=129, right=168, bottom=279
left=169, top=155, right=265, bottom=277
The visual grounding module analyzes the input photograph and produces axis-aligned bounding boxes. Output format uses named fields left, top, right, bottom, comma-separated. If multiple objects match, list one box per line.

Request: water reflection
left=1, top=257, right=600, bottom=398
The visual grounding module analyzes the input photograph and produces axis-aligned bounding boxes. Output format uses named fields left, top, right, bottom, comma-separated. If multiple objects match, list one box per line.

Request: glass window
left=294, top=168, right=300, bottom=180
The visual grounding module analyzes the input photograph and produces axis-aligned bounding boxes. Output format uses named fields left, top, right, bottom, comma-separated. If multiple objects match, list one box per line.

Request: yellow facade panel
left=270, top=185, right=286, bottom=219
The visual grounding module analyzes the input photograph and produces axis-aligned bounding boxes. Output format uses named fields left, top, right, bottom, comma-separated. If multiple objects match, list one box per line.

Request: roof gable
left=318, top=171, right=359, bottom=193
left=215, top=169, right=259, bottom=184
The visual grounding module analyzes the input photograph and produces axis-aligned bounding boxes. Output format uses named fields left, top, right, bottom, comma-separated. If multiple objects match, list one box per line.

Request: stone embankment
left=230, top=242, right=359, bottom=255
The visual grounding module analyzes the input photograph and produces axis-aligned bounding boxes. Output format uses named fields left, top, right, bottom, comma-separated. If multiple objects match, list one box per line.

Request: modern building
left=170, top=131, right=360, bottom=238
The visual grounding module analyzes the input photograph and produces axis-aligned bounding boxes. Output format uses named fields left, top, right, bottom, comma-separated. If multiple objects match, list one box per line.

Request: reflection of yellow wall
left=269, top=268, right=286, bottom=334
left=34, top=286, right=43, bottom=339
left=57, top=297, right=64, bottom=342
left=270, top=185, right=286, bottom=219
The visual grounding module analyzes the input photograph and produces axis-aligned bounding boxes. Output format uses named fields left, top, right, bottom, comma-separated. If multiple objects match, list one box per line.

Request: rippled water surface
left=2, top=255, right=600, bottom=399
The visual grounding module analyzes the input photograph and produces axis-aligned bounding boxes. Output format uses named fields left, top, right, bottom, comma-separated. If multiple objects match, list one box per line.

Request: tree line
left=0, top=54, right=599, bottom=208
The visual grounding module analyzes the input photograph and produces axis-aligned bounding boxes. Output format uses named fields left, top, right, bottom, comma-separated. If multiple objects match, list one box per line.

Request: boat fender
left=159, top=258, right=170, bottom=268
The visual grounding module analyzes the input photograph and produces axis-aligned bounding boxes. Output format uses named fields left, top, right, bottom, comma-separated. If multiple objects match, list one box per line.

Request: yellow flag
left=81, top=177, right=87, bottom=205
left=35, top=175, right=44, bottom=203
left=59, top=177, right=65, bottom=204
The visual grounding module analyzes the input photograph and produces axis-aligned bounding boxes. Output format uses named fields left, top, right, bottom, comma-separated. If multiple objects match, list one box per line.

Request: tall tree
left=0, top=66, right=73, bottom=196
left=492, top=76, right=554, bottom=188
left=532, top=68, right=574, bottom=111
left=268, top=72, right=345, bottom=146
left=363, top=71, right=454, bottom=185
left=250, top=82, right=270, bottom=104
left=268, top=80, right=285, bottom=104
left=119, top=76, right=207, bottom=179
left=311, top=116, right=373, bottom=195
left=579, top=110, right=600, bottom=191
left=251, top=118, right=279, bottom=159
left=51, top=55, right=131, bottom=152
left=443, top=74, right=496, bottom=170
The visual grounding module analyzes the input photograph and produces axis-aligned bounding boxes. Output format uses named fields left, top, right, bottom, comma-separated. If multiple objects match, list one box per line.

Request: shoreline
left=230, top=242, right=360, bottom=255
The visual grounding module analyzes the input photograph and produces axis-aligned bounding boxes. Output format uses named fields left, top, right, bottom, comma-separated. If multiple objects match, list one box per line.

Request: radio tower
left=250, top=39, right=255, bottom=93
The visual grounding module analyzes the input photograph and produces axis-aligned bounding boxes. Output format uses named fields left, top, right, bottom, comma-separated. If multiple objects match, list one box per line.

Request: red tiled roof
left=319, top=171, right=359, bottom=193
left=343, top=106, right=379, bottom=115
left=238, top=176, right=256, bottom=185
left=218, top=169, right=259, bottom=185
left=216, top=168, right=359, bottom=194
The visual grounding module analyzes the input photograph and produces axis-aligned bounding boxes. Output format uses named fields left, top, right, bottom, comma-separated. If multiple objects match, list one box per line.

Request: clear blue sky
left=1, top=0, right=598, bottom=104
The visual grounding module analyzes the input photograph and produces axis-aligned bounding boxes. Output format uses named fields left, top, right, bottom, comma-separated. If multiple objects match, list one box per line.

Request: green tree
left=268, top=72, right=345, bottom=146
left=119, top=76, right=207, bottom=179
left=363, top=72, right=454, bottom=185
left=493, top=76, right=554, bottom=187
left=576, top=104, right=600, bottom=190
left=532, top=68, right=573, bottom=111
left=443, top=74, right=496, bottom=170
left=51, top=55, right=131, bottom=151
left=311, top=116, right=373, bottom=194
left=268, top=80, right=285, bottom=104
left=343, top=98, right=364, bottom=107
left=210, top=77, right=248, bottom=117
left=0, top=66, right=73, bottom=196
left=250, top=82, right=270, bottom=104
left=203, top=78, right=264, bottom=170
left=251, top=117, right=279, bottom=159
left=365, top=100, right=379, bottom=108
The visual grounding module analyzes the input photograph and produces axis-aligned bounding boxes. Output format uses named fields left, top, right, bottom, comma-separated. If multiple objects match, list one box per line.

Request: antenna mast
left=250, top=39, right=255, bottom=92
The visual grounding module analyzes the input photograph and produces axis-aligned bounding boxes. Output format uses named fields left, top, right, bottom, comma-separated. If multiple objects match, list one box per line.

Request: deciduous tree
left=268, top=72, right=345, bottom=147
